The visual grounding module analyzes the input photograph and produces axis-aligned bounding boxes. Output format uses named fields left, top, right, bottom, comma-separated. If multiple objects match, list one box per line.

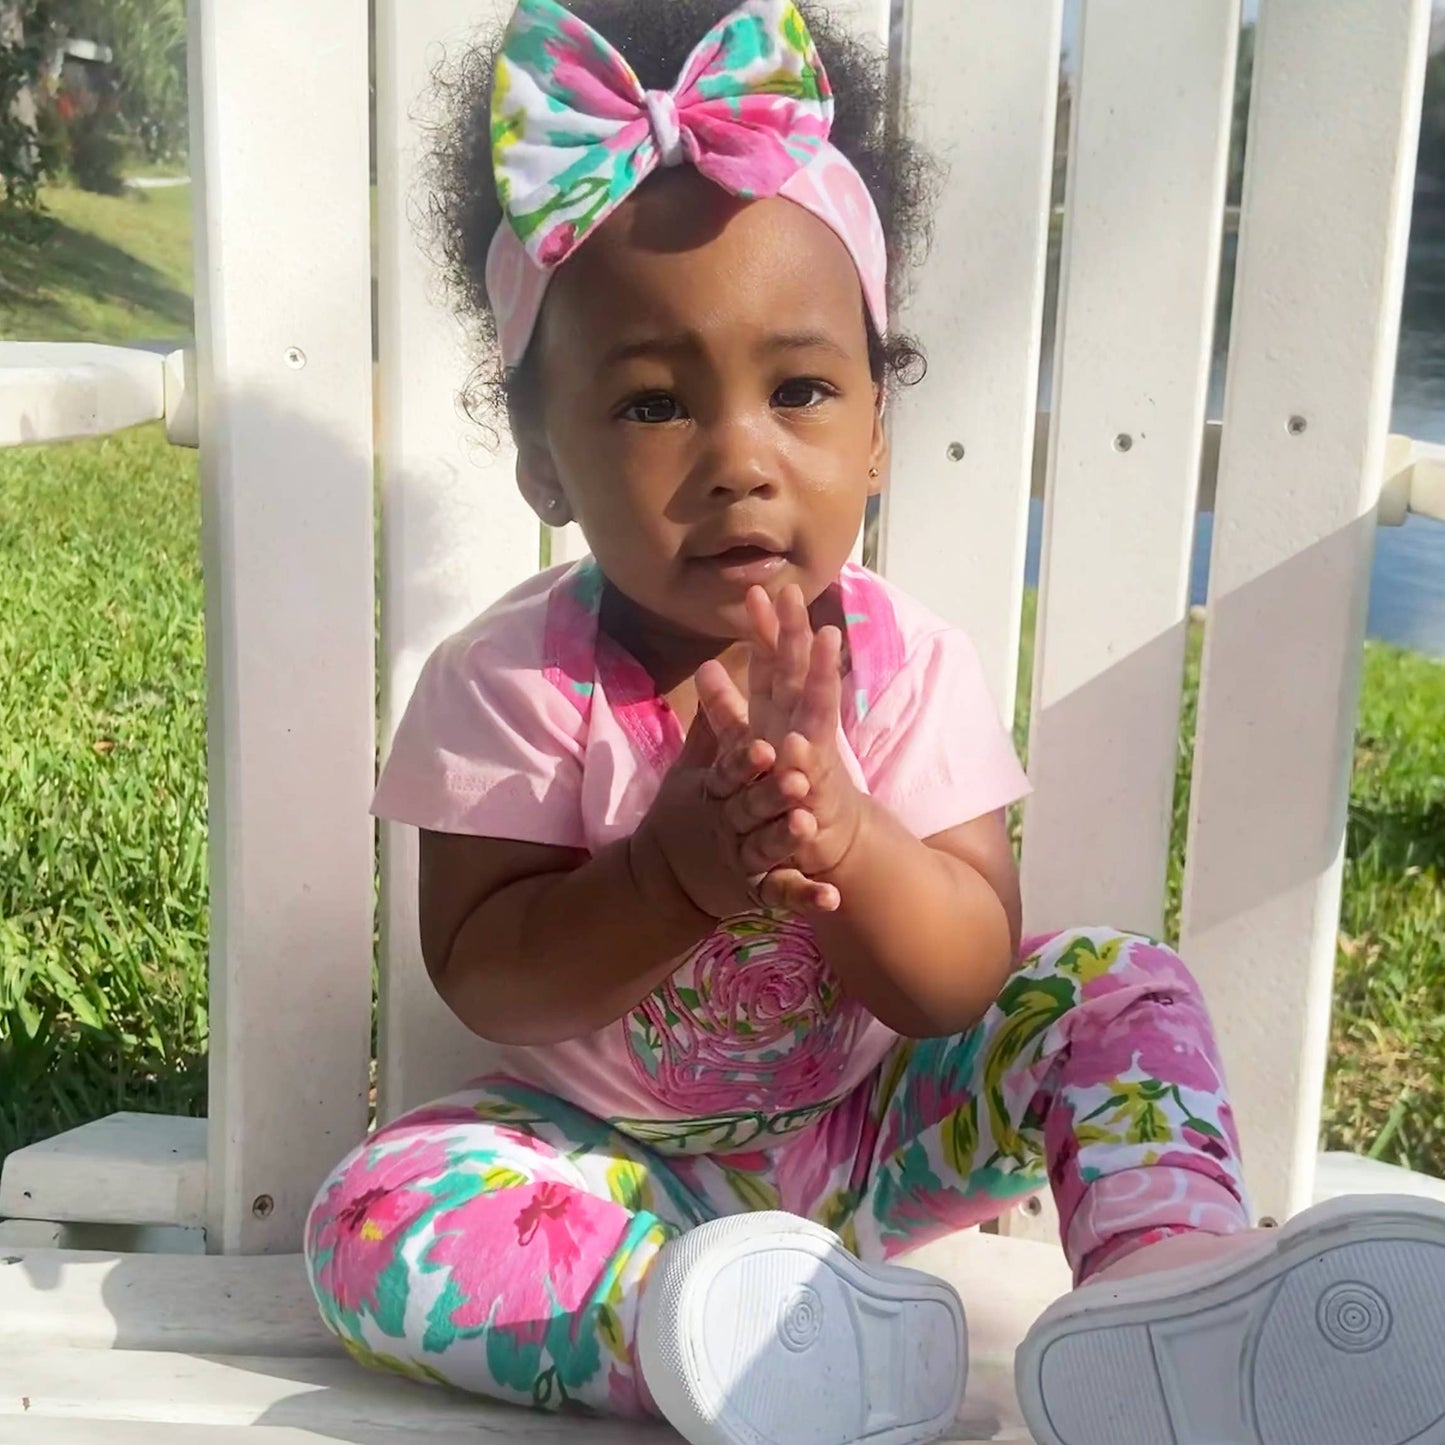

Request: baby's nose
left=709, top=465, right=778, bottom=500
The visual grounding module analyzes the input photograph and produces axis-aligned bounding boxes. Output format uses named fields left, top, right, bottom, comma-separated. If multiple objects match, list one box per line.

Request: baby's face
left=522, top=168, right=885, bottom=643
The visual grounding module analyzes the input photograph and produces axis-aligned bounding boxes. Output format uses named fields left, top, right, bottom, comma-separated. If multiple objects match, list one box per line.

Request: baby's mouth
left=688, top=541, right=792, bottom=584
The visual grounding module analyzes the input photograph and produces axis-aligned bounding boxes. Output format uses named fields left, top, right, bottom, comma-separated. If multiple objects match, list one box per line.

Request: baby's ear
left=514, top=431, right=574, bottom=527
left=868, top=396, right=889, bottom=496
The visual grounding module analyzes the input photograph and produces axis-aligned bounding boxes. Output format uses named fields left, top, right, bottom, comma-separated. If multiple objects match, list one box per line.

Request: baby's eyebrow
left=600, top=334, right=694, bottom=367
left=599, top=328, right=854, bottom=368
left=758, top=329, right=853, bottom=360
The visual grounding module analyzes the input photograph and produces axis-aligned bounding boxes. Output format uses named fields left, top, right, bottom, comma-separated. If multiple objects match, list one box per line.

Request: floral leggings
left=304, top=929, right=1251, bottom=1416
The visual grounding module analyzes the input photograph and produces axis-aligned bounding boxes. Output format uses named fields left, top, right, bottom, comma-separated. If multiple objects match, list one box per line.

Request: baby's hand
left=726, top=584, right=865, bottom=905
left=640, top=663, right=834, bottom=919
left=694, top=660, right=845, bottom=915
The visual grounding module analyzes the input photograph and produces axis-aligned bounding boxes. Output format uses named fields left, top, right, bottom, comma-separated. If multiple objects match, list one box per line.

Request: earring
left=868, top=467, right=879, bottom=479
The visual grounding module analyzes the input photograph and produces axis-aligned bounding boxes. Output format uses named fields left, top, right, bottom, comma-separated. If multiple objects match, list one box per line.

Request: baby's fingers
left=756, top=867, right=841, bottom=915
left=738, top=807, right=817, bottom=875
left=796, top=624, right=843, bottom=746
left=695, top=658, right=750, bottom=749
left=773, top=585, right=813, bottom=715
left=722, top=766, right=809, bottom=831
left=708, top=736, right=776, bottom=799
left=745, top=586, right=780, bottom=706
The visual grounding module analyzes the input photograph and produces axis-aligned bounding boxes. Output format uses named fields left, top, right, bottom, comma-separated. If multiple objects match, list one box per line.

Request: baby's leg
left=303, top=1076, right=714, bottom=1416
left=851, top=926, right=1251, bottom=1275
left=844, top=926, right=1445, bottom=1445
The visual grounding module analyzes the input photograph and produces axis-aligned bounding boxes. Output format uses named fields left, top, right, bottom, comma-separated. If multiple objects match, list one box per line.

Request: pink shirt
left=374, top=561, right=1029, bottom=1155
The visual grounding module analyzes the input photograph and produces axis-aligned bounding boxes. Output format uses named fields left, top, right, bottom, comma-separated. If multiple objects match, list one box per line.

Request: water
left=1026, top=226, right=1445, bottom=659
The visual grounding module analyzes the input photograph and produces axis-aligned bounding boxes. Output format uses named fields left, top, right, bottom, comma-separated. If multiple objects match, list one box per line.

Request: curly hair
left=425, top=0, right=940, bottom=427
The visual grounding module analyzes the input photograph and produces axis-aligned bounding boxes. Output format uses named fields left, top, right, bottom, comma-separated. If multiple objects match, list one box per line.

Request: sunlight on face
left=519, top=169, right=885, bottom=643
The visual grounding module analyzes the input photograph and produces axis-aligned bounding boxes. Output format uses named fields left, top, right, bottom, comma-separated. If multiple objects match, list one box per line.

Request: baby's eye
left=773, top=378, right=836, bottom=409
left=621, top=393, right=687, bottom=424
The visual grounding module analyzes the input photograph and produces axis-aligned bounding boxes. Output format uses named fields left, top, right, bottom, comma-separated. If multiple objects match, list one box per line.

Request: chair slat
left=1180, top=0, right=1430, bottom=1224
left=190, top=0, right=377, bottom=1251
left=1020, top=0, right=1239, bottom=937
left=822, top=0, right=891, bottom=49
left=374, top=0, right=545, bottom=1121
left=882, top=0, right=1063, bottom=719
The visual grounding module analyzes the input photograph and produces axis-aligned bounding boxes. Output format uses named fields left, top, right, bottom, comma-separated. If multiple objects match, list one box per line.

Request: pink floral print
left=306, top=928, right=1251, bottom=1412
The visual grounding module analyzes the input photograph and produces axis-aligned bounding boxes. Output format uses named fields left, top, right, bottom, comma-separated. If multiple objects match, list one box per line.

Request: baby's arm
left=810, top=803, right=1021, bottom=1038
left=417, top=676, right=830, bottom=1045
left=419, top=827, right=709, bottom=1045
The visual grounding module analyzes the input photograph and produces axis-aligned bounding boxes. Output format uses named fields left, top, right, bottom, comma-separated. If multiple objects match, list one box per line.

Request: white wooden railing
left=1, top=0, right=1438, bottom=1264
left=4, top=341, right=1443, bottom=521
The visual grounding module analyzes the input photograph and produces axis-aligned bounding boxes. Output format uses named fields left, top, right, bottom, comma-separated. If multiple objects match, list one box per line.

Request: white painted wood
left=0, top=1222, right=65, bottom=1250
left=2, top=1348, right=662, bottom=1437
left=1019, top=1, right=1239, bottom=941
left=0, top=1114, right=205, bottom=1228
left=820, top=0, right=891, bottom=48
left=0, top=1423, right=486, bottom=1444
left=188, top=0, right=377, bottom=1253
left=1395, top=436, right=1445, bottom=522
left=1314, top=1153, right=1445, bottom=1208
left=0, top=1231, right=1065, bottom=1441
left=0, top=1224, right=204, bottom=1254
left=0, top=1349, right=1034, bottom=1441
left=1180, top=0, right=1431, bottom=1228
left=372, top=0, right=546, bottom=1123
left=163, top=347, right=199, bottom=448
left=0, top=1231, right=1066, bottom=1358
left=0, top=1249, right=334, bottom=1356
left=882, top=1, right=1061, bottom=720
left=0, top=343, right=164, bottom=448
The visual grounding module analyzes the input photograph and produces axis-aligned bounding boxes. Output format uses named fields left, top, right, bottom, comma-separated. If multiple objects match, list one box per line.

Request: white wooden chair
left=3, top=0, right=1443, bottom=1438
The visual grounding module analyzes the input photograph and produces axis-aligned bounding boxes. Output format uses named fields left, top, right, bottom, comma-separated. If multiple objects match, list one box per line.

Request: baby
left=304, top=2, right=1445, bottom=1442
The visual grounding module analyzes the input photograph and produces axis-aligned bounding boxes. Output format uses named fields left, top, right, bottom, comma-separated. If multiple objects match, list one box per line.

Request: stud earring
left=868, top=467, right=879, bottom=479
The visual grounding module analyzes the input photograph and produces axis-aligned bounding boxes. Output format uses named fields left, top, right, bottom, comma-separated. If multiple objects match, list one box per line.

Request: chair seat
left=0, top=1231, right=1072, bottom=1443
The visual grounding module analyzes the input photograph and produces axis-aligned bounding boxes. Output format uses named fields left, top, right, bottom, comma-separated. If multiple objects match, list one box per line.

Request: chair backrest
left=188, top=0, right=1430, bottom=1253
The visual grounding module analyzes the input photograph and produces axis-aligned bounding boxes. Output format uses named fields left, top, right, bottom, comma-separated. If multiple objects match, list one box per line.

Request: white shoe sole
left=1016, top=1193, right=1445, bottom=1445
left=637, top=1212, right=967, bottom=1445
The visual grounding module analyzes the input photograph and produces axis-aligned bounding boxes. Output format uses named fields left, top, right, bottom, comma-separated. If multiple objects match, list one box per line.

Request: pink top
left=374, top=561, right=1030, bottom=1155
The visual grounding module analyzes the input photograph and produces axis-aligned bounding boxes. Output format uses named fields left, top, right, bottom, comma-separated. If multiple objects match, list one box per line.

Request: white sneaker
left=636, top=1211, right=967, bottom=1445
left=1016, top=1193, right=1445, bottom=1445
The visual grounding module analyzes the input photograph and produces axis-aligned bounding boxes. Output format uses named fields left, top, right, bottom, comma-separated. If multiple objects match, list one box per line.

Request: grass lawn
left=1, top=425, right=208, bottom=1156
left=0, top=184, right=194, bottom=343
left=1, top=184, right=1442, bottom=1182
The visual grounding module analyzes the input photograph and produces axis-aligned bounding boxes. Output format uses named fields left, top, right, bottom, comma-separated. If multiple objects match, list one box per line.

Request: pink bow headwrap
left=485, top=0, right=890, bottom=367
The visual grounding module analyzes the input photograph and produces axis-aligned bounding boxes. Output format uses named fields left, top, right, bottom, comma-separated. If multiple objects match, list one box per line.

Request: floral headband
left=485, top=0, right=890, bottom=368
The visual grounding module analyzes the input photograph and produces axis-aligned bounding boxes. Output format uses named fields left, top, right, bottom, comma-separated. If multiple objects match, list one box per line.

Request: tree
left=59, top=0, right=187, bottom=164
left=1, top=0, right=55, bottom=217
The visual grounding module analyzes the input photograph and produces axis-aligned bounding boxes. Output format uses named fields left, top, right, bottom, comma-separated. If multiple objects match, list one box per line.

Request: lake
left=1027, top=226, right=1445, bottom=659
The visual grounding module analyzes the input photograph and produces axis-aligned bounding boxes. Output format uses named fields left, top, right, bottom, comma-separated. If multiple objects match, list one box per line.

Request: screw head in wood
left=285, top=347, right=307, bottom=370
left=947, top=441, right=965, bottom=462
left=252, top=1194, right=275, bottom=1219
left=1114, top=433, right=1134, bottom=453
left=1287, top=415, right=1308, bottom=436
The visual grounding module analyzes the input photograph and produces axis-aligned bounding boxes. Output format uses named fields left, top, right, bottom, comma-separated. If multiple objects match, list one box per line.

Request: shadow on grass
left=0, top=211, right=193, bottom=337
left=1348, top=798, right=1445, bottom=873
left=0, top=1039, right=207, bottom=1163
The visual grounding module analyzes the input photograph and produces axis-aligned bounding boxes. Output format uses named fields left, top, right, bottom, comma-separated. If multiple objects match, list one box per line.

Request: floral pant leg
left=720, top=928, right=1254, bottom=1281
left=850, top=927, right=1254, bottom=1280
left=304, top=1077, right=727, bottom=1415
